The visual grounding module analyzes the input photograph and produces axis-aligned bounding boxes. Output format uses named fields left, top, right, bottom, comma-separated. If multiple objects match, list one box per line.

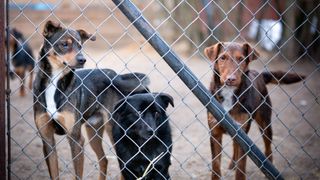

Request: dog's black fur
left=112, top=93, right=174, bottom=180
left=8, top=28, right=35, bottom=96
left=9, top=28, right=35, bottom=70
left=33, top=20, right=150, bottom=179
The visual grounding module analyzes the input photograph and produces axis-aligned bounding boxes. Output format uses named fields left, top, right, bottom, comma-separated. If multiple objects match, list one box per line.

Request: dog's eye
left=61, top=42, right=69, bottom=49
left=220, top=55, right=226, bottom=61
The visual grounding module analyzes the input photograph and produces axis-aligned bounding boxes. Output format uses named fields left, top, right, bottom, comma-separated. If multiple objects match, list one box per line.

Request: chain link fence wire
left=5, top=0, right=320, bottom=179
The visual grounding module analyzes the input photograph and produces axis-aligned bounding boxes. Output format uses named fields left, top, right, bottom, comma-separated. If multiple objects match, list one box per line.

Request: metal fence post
left=0, top=0, right=7, bottom=179
left=112, top=0, right=284, bottom=179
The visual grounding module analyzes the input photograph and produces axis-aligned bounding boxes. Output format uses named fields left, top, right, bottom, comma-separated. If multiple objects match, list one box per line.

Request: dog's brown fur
left=204, top=42, right=305, bottom=180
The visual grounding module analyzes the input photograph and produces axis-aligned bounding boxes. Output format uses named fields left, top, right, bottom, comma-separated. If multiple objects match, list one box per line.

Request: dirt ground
left=7, top=1, right=320, bottom=180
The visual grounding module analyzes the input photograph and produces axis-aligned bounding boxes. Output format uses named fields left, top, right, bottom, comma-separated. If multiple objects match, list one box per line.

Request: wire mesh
left=5, top=0, right=320, bottom=179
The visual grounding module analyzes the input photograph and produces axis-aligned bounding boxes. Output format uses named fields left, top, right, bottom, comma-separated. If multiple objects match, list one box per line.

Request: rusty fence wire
left=4, top=0, right=320, bottom=179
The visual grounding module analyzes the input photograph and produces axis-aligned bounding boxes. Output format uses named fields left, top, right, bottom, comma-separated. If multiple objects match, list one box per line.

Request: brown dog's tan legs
left=208, top=113, right=223, bottom=180
left=35, top=113, right=60, bottom=179
left=234, top=143, right=247, bottom=180
left=210, top=132, right=222, bottom=180
left=86, top=114, right=108, bottom=180
left=232, top=114, right=251, bottom=180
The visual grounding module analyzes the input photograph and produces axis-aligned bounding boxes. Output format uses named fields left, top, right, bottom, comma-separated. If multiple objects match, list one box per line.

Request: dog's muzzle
left=76, top=54, right=86, bottom=65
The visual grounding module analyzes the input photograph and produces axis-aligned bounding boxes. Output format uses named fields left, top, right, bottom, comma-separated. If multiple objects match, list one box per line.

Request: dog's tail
left=262, top=71, right=305, bottom=85
left=113, top=72, right=150, bottom=94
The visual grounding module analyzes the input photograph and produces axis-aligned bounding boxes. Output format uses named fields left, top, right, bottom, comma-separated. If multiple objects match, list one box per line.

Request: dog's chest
left=45, top=71, right=62, bottom=119
left=219, top=86, right=236, bottom=112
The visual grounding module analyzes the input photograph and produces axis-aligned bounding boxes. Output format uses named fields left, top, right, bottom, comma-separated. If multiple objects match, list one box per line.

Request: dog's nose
left=76, top=55, right=86, bottom=65
left=226, top=75, right=236, bottom=85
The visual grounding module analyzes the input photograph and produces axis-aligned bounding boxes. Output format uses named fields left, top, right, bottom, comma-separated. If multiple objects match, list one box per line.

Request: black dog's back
left=10, top=28, right=35, bottom=68
left=112, top=93, right=174, bottom=179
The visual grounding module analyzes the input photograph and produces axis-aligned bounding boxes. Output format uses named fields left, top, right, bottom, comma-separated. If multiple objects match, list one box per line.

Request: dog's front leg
left=234, top=143, right=247, bottom=180
left=68, top=126, right=85, bottom=180
left=208, top=113, right=223, bottom=180
left=232, top=113, right=251, bottom=180
left=86, top=112, right=108, bottom=180
left=57, top=112, right=84, bottom=179
left=35, top=113, right=60, bottom=179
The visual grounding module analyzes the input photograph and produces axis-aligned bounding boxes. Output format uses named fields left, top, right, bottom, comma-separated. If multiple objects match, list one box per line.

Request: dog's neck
left=211, top=70, right=250, bottom=112
left=36, top=47, right=76, bottom=118
left=45, top=67, right=63, bottom=119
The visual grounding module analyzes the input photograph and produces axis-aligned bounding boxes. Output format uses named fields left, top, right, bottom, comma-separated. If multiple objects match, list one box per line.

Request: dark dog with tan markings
left=33, top=20, right=149, bottom=180
left=8, top=28, right=35, bottom=96
left=204, top=42, right=305, bottom=180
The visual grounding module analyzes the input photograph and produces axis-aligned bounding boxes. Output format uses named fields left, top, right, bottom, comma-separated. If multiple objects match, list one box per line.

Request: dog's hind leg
left=255, top=107, right=273, bottom=163
left=15, top=67, right=26, bottom=96
left=35, top=113, right=60, bottom=179
left=28, top=65, right=34, bottom=89
left=261, top=123, right=273, bottom=162
left=86, top=113, right=108, bottom=180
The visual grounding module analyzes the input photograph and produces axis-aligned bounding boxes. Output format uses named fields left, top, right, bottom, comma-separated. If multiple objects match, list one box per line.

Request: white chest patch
left=45, top=71, right=62, bottom=119
left=220, top=86, right=236, bottom=112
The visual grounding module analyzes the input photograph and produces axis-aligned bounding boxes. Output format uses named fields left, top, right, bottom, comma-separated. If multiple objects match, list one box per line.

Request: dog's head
left=204, top=42, right=259, bottom=87
left=42, top=20, right=96, bottom=69
left=113, top=93, right=174, bottom=145
left=7, top=28, right=24, bottom=53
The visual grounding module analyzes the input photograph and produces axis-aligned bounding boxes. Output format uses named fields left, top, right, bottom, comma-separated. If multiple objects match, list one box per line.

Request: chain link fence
left=5, top=0, right=320, bottom=179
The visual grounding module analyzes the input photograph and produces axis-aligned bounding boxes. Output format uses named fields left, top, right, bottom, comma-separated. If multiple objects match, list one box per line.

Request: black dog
left=112, top=93, right=174, bottom=180
left=8, top=28, right=35, bottom=96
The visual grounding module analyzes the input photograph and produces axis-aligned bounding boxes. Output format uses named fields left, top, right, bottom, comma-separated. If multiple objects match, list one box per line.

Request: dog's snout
left=226, top=75, right=236, bottom=86
left=76, top=54, right=86, bottom=65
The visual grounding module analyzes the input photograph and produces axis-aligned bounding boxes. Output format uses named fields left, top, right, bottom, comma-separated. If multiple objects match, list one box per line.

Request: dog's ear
left=77, top=29, right=96, bottom=43
left=242, top=43, right=259, bottom=62
left=43, top=20, right=62, bottom=38
left=204, top=43, right=223, bottom=61
left=156, top=93, right=174, bottom=109
left=11, top=28, right=22, bottom=38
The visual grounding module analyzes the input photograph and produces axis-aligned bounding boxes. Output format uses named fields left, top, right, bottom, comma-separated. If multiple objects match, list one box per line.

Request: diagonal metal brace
left=112, top=0, right=284, bottom=179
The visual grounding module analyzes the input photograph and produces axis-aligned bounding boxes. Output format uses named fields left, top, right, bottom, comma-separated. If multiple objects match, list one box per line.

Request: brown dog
left=204, top=42, right=305, bottom=180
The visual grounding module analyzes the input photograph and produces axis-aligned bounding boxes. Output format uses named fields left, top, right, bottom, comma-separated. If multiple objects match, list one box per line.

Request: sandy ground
left=7, top=1, right=320, bottom=180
